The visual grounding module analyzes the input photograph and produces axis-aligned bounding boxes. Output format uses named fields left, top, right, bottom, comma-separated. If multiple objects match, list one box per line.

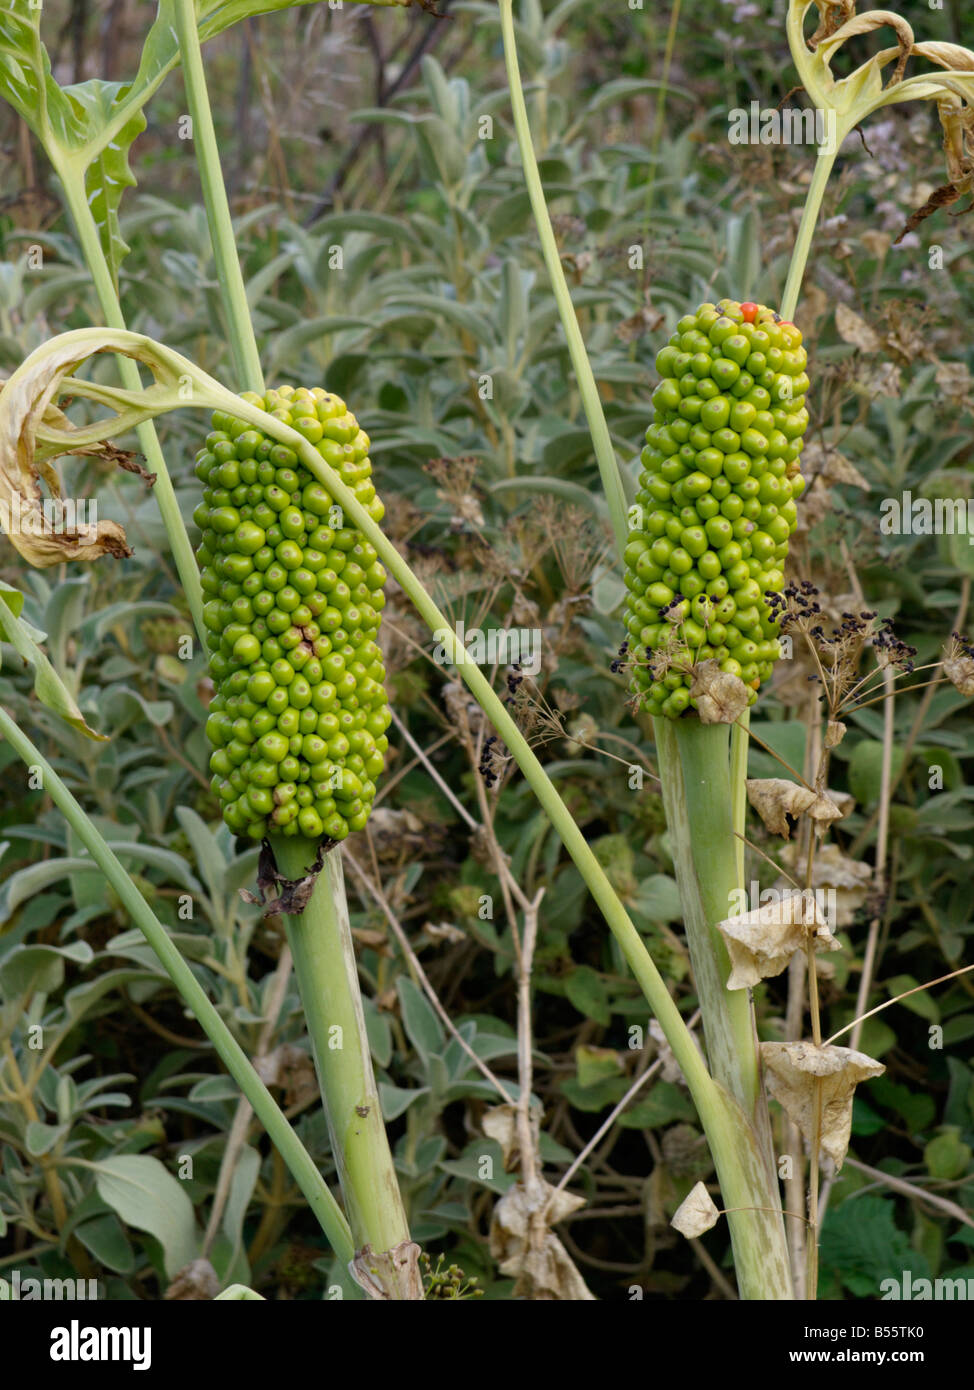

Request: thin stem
left=343, top=848, right=515, bottom=1104
left=844, top=1157, right=974, bottom=1231
left=0, top=704, right=354, bottom=1268
left=498, top=0, right=629, bottom=560
left=556, top=1008, right=702, bottom=1194
left=56, top=168, right=205, bottom=644
left=850, top=666, right=895, bottom=1053
left=825, top=964, right=974, bottom=1046
left=640, top=0, right=683, bottom=250
left=780, top=147, right=838, bottom=320
left=172, top=0, right=264, bottom=394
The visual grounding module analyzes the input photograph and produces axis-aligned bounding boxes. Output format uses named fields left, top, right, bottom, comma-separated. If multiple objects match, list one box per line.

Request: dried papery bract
left=350, top=1241, right=424, bottom=1301
left=944, top=635, right=974, bottom=696
left=761, top=1041, right=884, bottom=1168
left=778, top=842, right=872, bottom=927
left=489, top=1178, right=594, bottom=1301
left=688, top=661, right=751, bottom=726
left=671, top=1181, right=721, bottom=1239
left=746, top=778, right=850, bottom=839
left=719, top=891, right=841, bottom=991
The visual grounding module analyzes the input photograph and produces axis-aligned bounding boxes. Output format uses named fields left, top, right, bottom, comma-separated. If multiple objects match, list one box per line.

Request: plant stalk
left=56, top=167, right=205, bottom=645
left=172, top=0, right=265, bottom=393
left=498, top=0, right=629, bottom=561
left=272, top=838, right=419, bottom=1299
left=780, top=146, right=837, bottom=321
left=656, top=716, right=792, bottom=1297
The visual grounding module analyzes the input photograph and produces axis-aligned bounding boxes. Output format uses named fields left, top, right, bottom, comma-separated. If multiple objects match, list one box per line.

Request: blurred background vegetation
left=0, top=0, right=972, bottom=1300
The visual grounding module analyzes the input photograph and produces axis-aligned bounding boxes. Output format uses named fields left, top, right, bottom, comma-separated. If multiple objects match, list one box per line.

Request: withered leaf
left=253, top=1043, right=318, bottom=1109
left=761, top=1041, right=885, bottom=1169
left=489, top=1177, right=594, bottom=1300
left=935, top=361, right=974, bottom=407
left=350, top=1241, right=424, bottom=1301
left=835, top=303, right=881, bottom=354
left=239, top=838, right=333, bottom=917
left=671, top=1181, right=721, bottom=1239
left=746, top=778, right=850, bottom=839
left=779, top=842, right=872, bottom=927
left=719, top=890, right=841, bottom=990
left=689, top=659, right=750, bottom=724
left=894, top=181, right=967, bottom=245
left=649, top=1018, right=705, bottom=1086
left=422, top=920, right=466, bottom=945
left=825, top=719, right=847, bottom=749
left=165, top=1258, right=220, bottom=1301
left=482, top=1102, right=539, bottom=1171
left=944, top=651, right=974, bottom=696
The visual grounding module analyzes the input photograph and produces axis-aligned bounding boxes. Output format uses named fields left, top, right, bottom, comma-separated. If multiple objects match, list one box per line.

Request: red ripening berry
left=740, top=302, right=758, bottom=323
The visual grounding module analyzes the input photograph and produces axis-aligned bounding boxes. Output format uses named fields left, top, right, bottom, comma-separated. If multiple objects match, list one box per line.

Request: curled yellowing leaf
left=0, top=329, right=195, bottom=569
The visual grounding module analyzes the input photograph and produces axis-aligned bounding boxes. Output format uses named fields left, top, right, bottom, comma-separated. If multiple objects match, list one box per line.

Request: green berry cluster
left=195, top=385, right=390, bottom=843
left=624, top=299, right=809, bottom=720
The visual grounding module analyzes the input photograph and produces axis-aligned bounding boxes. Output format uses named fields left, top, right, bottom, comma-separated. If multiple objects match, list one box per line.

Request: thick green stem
left=655, top=715, right=792, bottom=1297
left=56, top=169, right=205, bottom=645
left=172, top=0, right=264, bottom=393
left=657, top=719, right=758, bottom=1112
left=272, top=839, right=418, bottom=1298
left=498, top=0, right=629, bottom=561
left=730, top=712, right=749, bottom=887
left=0, top=704, right=354, bottom=1270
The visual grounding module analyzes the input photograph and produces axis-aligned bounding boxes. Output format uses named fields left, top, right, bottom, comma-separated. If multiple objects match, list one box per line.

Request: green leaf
left=378, top=1082, right=429, bottom=1121
left=215, top=1145, right=260, bottom=1287
left=819, top=1195, right=930, bottom=1297
left=590, top=834, right=634, bottom=896
left=0, top=583, right=105, bottom=740
left=75, top=1212, right=136, bottom=1275
left=214, top=1283, right=265, bottom=1300
left=575, top=1045, right=624, bottom=1089
left=869, top=1077, right=936, bottom=1135
left=560, top=1074, right=628, bottom=1112
left=634, top=874, right=683, bottom=924
left=397, top=976, right=445, bottom=1068
left=67, top=81, right=145, bottom=285
left=92, top=1155, right=199, bottom=1281
left=565, top=965, right=611, bottom=1026
left=0, top=5, right=81, bottom=150
left=175, top=805, right=226, bottom=910
left=925, top=1130, right=971, bottom=1181
left=617, top=1081, right=696, bottom=1129
left=25, top=1120, right=70, bottom=1157
left=885, top=974, right=940, bottom=1023
left=848, top=739, right=907, bottom=807
left=0, top=941, right=93, bottom=1000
